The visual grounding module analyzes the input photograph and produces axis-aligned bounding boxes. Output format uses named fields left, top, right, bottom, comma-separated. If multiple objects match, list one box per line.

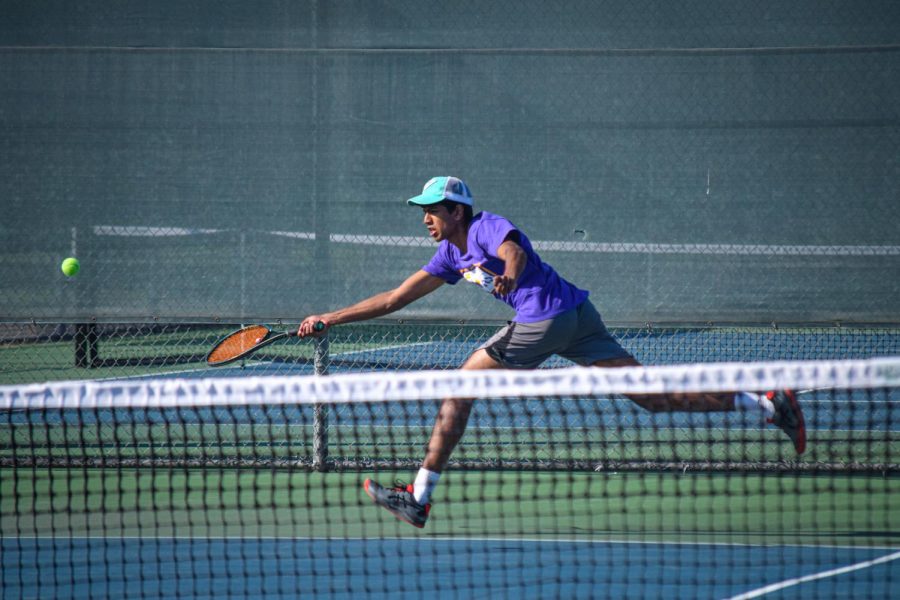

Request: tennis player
left=298, top=176, right=806, bottom=528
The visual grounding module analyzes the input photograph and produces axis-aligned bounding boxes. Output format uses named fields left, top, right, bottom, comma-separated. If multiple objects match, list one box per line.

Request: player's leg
left=417, top=316, right=570, bottom=471
left=377, top=348, right=505, bottom=519
left=364, top=319, right=562, bottom=527
left=363, top=349, right=503, bottom=527
left=405, top=322, right=566, bottom=511
left=558, top=301, right=749, bottom=411
left=591, top=354, right=739, bottom=412
left=421, top=348, right=500, bottom=472
left=591, top=355, right=805, bottom=452
left=560, top=301, right=805, bottom=453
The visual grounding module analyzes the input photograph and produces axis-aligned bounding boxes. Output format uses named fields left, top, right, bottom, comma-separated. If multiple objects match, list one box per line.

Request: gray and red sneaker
left=363, top=479, right=431, bottom=528
left=767, top=390, right=806, bottom=454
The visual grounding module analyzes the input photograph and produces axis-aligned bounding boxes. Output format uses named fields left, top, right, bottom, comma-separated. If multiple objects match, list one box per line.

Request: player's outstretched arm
left=298, top=270, right=444, bottom=337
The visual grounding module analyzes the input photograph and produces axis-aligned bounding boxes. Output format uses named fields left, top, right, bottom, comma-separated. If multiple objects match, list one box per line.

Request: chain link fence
left=2, top=1, right=899, bottom=327
left=3, top=321, right=899, bottom=386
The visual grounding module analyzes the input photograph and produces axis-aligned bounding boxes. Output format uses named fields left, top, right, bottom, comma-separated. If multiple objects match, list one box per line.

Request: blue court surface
left=3, top=537, right=899, bottom=599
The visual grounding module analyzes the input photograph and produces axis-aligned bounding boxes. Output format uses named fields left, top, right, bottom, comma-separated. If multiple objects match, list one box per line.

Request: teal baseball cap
left=406, top=176, right=474, bottom=207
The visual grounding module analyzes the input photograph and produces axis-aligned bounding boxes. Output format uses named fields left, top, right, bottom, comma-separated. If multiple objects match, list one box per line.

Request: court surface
left=4, top=536, right=899, bottom=599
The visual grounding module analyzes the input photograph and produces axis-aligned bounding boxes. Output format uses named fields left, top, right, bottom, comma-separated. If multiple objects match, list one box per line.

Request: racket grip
left=290, top=321, right=326, bottom=337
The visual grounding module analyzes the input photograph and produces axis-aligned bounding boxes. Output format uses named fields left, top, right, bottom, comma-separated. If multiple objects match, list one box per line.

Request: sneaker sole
left=363, top=479, right=426, bottom=529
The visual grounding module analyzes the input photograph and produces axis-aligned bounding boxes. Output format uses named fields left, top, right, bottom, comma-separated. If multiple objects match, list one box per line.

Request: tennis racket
left=206, top=322, right=324, bottom=367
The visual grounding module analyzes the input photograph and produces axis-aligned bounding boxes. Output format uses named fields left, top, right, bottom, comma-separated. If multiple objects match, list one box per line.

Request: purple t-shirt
left=423, top=212, right=588, bottom=323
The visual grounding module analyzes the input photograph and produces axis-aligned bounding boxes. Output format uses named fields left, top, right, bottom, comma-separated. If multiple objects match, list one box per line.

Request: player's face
left=422, top=205, right=462, bottom=242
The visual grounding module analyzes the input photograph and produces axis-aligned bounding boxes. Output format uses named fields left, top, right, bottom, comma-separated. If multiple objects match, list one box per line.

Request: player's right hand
left=492, top=274, right=518, bottom=296
left=297, top=316, right=329, bottom=338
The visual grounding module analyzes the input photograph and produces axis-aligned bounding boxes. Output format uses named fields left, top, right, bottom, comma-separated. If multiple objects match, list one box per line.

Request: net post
left=313, top=334, right=330, bottom=471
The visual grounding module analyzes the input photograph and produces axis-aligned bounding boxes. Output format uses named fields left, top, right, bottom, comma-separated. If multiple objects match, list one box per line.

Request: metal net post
left=313, top=333, right=329, bottom=471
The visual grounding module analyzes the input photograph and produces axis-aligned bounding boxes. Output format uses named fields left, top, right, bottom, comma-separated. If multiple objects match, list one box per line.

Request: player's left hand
left=492, top=275, right=518, bottom=296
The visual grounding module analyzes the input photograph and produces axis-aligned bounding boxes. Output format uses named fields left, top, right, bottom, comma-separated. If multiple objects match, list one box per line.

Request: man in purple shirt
left=298, top=176, right=805, bottom=528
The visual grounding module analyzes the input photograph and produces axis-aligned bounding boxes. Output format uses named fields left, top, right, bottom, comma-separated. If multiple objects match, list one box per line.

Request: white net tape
left=3, top=357, right=899, bottom=410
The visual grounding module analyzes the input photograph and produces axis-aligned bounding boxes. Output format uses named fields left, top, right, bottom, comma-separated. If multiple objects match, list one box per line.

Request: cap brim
left=407, top=193, right=473, bottom=207
left=407, top=194, right=444, bottom=206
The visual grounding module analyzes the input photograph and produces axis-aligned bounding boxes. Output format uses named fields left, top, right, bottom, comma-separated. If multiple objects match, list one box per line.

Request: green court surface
left=3, top=469, right=897, bottom=548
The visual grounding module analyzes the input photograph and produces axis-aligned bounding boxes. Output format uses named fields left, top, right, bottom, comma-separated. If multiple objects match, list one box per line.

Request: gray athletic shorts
left=479, top=300, right=633, bottom=369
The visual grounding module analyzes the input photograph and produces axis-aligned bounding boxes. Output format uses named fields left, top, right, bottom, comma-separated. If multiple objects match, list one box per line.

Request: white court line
left=331, top=234, right=900, bottom=256
left=93, top=225, right=222, bottom=237
left=93, top=358, right=288, bottom=382
left=328, top=340, right=436, bottom=358
left=95, top=365, right=215, bottom=381
left=97, top=341, right=438, bottom=382
left=724, top=549, right=900, bottom=599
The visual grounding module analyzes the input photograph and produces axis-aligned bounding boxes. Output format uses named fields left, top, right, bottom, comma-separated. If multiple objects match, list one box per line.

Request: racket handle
left=289, top=321, right=326, bottom=337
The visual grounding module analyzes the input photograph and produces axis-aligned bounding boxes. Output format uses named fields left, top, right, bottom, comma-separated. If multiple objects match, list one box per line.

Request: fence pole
left=74, top=323, right=97, bottom=368
left=313, top=333, right=329, bottom=471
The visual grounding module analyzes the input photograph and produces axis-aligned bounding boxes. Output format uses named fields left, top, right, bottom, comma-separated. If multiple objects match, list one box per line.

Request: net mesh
left=2, top=358, right=898, bottom=598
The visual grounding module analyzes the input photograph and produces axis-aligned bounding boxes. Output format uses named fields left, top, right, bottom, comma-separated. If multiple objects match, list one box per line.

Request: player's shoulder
left=468, top=212, right=521, bottom=252
left=473, top=210, right=506, bottom=223
left=470, top=211, right=513, bottom=232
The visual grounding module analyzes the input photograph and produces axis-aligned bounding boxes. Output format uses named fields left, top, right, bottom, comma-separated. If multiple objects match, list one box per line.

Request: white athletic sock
left=734, top=392, right=775, bottom=418
left=413, top=468, right=441, bottom=505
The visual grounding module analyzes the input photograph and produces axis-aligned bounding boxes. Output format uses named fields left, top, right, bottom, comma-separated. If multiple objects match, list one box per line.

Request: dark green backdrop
left=2, top=1, right=898, bottom=323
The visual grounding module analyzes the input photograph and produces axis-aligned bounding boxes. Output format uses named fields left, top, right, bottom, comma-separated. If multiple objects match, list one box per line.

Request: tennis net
left=2, top=358, right=899, bottom=598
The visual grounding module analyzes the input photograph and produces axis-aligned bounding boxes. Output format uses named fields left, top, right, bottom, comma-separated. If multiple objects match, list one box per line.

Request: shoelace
left=387, top=480, right=420, bottom=507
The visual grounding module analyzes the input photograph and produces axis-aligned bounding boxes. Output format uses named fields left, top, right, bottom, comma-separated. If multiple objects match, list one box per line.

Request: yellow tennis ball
left=61, top=257, right=80, bottom=277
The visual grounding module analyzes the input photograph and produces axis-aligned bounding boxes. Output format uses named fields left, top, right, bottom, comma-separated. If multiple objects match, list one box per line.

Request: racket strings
left=207, top=325, right=270, bottom=364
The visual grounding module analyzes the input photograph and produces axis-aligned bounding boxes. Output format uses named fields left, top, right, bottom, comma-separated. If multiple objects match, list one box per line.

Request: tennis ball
left=61, top=257, right=80, bottom=277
